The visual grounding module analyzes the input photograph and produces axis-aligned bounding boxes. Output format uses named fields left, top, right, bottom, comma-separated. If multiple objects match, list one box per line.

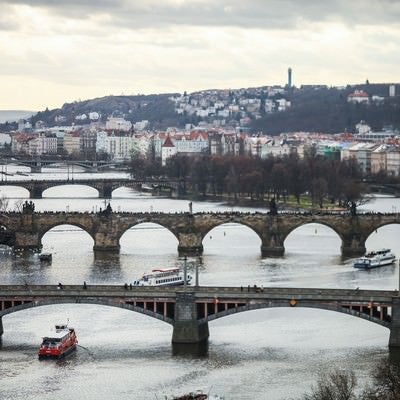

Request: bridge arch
left=119, top=222, right=179, bottom=255
left=0, top=300, right=174, bottom=325
left=42, top=184, right=99, bottom=198
left=364, top=222, right=400, bottom=251
left=0, top=185, right=30, bottom=198
left=202, top=222, right=262, bottom=256
left=39, top=223, right=95, bottom=248
left=284, top=222, right=343, bottom=255
left=202, top=302, right=390, bottom=329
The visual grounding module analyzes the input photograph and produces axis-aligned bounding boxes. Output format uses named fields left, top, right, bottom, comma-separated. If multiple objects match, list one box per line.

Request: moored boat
left=353, top=248, right=396, bottom=269
left=133, top=267, right=192, bottom=286
left=39, top=253, right=52, bottom=263
left=168, top=391, right=223, bottom=400
left=38, top=324, right=78, bottom=359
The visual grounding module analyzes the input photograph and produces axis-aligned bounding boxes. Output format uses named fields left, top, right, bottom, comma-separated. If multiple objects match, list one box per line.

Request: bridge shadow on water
left=389, top=347, right=400, bottom=366
left=172, top=340, right=209, bottom=358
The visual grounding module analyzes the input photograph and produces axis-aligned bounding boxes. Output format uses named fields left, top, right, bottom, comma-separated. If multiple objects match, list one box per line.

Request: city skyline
left=1, top=0, right=399, bottom=111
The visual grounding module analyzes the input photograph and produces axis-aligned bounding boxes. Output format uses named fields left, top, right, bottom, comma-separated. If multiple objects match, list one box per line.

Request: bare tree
left=361, top=360, right=400, bottom=400
left=0, top=195, right=9, bottom=212
left=297, top=370, right=357, bottom=400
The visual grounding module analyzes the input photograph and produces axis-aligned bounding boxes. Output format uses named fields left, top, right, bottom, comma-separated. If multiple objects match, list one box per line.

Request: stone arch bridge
left=0, top=178, right=181, bottom=198
left=0, top=286, right=399, bottom=347
left=0, top=159, right=117, bottom=173
left=1, top=211, right=400, bottom=257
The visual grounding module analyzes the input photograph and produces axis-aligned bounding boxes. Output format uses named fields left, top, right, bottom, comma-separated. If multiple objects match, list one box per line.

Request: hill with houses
left=1, top=82, right=400, bottom=135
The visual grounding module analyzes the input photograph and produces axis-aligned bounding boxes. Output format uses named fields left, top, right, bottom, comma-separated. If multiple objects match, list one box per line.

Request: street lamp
left=183, top=256, right=187, bottom=286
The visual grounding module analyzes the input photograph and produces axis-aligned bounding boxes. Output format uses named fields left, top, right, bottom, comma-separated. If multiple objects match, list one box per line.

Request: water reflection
left=1, top=171, right=400, bottom=399
left=172, top=341, right=209, bottom=358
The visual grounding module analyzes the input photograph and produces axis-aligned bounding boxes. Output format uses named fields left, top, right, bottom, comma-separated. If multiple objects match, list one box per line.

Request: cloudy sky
left=1, top=0, right=399, bottom=110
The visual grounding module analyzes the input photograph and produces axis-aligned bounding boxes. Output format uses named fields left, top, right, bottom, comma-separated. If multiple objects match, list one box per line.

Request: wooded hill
left=2, top=83, right=400, bottom=135
left=252, top=83, right=400, bottom=134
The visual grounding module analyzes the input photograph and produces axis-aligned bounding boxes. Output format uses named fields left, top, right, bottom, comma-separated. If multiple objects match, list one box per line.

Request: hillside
left=29, top=93, right=183, bottom=130
left=251, top=83, right=400, bottom=134
left=1, top=83, right=400, bottom=134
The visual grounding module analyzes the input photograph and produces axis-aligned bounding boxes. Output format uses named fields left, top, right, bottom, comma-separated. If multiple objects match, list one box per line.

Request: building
left=386, top=148, right=400, bottom=176
left=161, top=135, right=177, bottom=166
left=345, top=143, right=378, bottom=174
left=105, top=117, right=132, bottom=132
left=371, top=145, right=388, bottom=175
left=347, top=90, right=370, bottom=104
left=63, top=131, right=81, bottom=155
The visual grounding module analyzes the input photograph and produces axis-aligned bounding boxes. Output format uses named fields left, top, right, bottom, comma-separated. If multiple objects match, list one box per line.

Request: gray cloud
left=2, top=0, right=400, bottom=30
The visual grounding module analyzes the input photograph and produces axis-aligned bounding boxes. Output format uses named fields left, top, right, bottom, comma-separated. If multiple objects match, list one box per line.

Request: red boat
left=38, top=324, right=78, bottom=359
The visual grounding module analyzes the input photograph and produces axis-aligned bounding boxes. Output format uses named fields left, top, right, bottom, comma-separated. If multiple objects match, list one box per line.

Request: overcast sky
left=1, top=0, right=399, bottom=110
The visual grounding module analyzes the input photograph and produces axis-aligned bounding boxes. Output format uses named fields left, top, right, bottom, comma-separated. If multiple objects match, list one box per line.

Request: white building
left=386, top=148, right=400, bottom=176
left=345, top=142, right=378, bottom=174
left=133, top=120, right=149, bottom=131
left=105, top=117, right=132, bottom=132
left=96, top=131, right=135, bottom=160
left=347, top=90, right=369, bottom=104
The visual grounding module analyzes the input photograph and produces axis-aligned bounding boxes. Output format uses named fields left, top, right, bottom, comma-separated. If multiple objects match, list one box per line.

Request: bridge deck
left=0, top=285, right=397, bottom=302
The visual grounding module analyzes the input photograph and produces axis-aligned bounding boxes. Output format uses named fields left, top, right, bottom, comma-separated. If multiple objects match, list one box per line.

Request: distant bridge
left=1, top=210, right=400, bottom=257
left=0, top=178, right=181, bottom=198
left=1, top=285, right=399, bottom=347
left=0, top=158, right=119, bottom=173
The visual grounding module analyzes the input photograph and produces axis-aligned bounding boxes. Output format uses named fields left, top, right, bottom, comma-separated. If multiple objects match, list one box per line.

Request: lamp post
left=195, top=261, right=199, bottom=287
left=183, top=256, right=187, bottom=286
left=195, top=252, right=200, bottom=287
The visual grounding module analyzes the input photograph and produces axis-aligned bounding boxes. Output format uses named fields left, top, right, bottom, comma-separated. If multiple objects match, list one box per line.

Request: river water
left=1, top=166, right=400, bottom=400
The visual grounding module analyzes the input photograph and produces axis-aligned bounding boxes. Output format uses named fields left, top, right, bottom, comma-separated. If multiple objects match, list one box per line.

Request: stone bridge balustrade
left=1, top=211, right=400, bottom=257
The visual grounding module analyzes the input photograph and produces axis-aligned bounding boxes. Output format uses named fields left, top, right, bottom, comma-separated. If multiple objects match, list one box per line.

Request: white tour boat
left=133, top=267, right=192, bottom=286
left=353, top=248, right=396, bottom=269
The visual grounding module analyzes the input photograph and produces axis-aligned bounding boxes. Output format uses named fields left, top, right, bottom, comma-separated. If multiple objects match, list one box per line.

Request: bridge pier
left=0, top=316, right=3, bottom=338
left=177, top=232, right=203, bottom=257
left=172, top=292, right=209, bottom=344
left=93, top=232, right=120, bottom=252
left=30, top=185, right=43, bottom=199
left=261, top=245, right=284, bottom=257
left=341, top=244, right=366, bottom=258
left=103, top=184, right=113, bottom=199
left=389, top=297, right=400, bottom=348
left=178, top=245, right=203, bottom=257
left=14, top=232, right=42, bottom=251
left=261, top=234, right=285, bottom=257
left=93, top=244, right=120, bottom=252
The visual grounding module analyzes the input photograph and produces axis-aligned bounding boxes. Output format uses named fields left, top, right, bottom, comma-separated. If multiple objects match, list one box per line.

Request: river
left=0, top=165, right=400, bottom=400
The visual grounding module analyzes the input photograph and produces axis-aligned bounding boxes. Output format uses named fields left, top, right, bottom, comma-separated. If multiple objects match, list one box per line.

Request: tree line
left=129, top=149, right=367, bottom=212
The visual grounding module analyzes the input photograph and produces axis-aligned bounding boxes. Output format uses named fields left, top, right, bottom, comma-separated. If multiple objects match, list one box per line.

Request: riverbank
left=176, top=192, right=348, bottom=212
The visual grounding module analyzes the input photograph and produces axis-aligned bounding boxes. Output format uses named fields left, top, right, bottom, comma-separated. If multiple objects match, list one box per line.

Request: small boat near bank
left=39, top=253, right=52, bottom=263
left=133, top=267, right=192, bottom=287
left=168, top=390, right=224, bottom=400
left=38, top=324, right=78, bottom=359
left=353, top=248, right=396, bottom=269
